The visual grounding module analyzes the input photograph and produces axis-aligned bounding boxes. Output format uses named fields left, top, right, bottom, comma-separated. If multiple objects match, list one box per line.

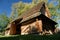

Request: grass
left=0, top=34, right=60, bottom=40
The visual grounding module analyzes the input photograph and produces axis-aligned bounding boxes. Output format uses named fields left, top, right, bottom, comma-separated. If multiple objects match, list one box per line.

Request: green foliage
left=10, top=1, right=32, bottom=21
left=48, top=0, right=60, bottom=27
left=0, top=13, right=9, bottom=32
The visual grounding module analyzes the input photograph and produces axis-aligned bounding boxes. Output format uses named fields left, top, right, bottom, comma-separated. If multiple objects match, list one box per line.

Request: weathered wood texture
left=10, top=22, right=16, bottom=35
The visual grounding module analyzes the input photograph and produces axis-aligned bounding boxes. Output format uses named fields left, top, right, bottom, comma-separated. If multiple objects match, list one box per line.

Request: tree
left=10, top=1, right=31, bottom=21
left=48, top=0, right=60, bottom=27
left=0, top=13, right=9, bottom=32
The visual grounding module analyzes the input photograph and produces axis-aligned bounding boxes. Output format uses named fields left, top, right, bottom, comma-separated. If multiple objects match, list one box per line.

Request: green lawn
left=0, top=34, right=60, bottom=40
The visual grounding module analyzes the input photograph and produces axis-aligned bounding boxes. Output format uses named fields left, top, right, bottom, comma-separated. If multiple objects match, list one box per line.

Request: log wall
left=21, top=19, right=43, bottom=35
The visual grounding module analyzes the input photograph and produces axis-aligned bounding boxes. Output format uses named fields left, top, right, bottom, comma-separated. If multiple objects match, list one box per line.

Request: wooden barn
left=5, top=2, right=57, bottom=35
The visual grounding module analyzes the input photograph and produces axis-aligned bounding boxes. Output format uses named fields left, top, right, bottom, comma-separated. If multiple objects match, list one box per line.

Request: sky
left=0, top=0, right=58, bottom=17
left=0, top=0, right=32, bottom=17
left=0, top=0, right=20, bottom=17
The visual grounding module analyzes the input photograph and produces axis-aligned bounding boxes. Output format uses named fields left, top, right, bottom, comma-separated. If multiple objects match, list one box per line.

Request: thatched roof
left=20, top=12, right=41, bottom=23
left=11, top=2, right=45, bottom=23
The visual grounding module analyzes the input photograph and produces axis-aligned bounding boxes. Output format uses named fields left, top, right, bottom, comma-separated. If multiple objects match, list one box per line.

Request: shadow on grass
left=0, top=34, right=60, bottom=40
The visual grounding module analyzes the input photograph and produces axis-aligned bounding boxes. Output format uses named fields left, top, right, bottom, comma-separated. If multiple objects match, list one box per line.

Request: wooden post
left=35, top=19, right=42, bottom=33
left=10, top=22, right=16, bottom=35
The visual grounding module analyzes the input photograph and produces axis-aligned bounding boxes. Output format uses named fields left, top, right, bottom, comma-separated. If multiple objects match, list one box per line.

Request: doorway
left=16, top=25, right=21, bottom=34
